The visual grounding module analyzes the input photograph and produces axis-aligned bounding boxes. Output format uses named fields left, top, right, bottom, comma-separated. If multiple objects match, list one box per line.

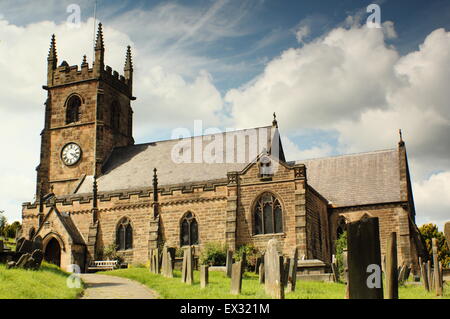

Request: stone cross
left=264, top=239, right=284, bottom=299
left=347, top=217, right=384, bottom=299
left=226, top=250, right=233, bottom=278
left=432, top=238, right=443, bottom=296
left=286, top=248, right=298, bottom=292
left=385, top=232, right=398, bottom=299
left=200, top=265, right=209, bottom=289
left=230, top=261, right=243, bottom=295
left=181, top=246, right=194, bottom=285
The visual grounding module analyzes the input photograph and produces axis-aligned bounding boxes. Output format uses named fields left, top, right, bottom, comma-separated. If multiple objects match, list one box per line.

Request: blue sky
left=0, top=0, right=449, bottom=229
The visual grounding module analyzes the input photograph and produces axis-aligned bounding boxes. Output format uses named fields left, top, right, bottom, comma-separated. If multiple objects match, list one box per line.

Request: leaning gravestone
left=200, top=265, right=209, bottom=288
left=230, top=261, right=243, bottom=295
left=15, top=253, right=31, bottom=268
left=286, top=248, right=298, bottom=292
left=420, top=259, right=430, bottom=291
left=15, top=237, right=25, bottom=252
left=445, top=222, right=450, bottom=250
left=24, top=249, right=44, bottom=270
left=385, top=232, right=398, bottom=299
left=398, top=263, right=406, bottom=283
left=32, top=236, right=43, bottom=251
left=347, top=216, right=384, bottom=299
left=18, top=239, right=33, bottom=254
left=264, top=239, right=284, bottom=299
left=226, top=250, right=233, bottom=278
left=181, top=246, right=194, bottom=285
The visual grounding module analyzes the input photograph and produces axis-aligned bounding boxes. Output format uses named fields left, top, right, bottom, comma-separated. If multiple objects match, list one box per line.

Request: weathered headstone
left=343, top=249, right=348, bottom=283
left=18, top=239, right=33, bottom=254
left=432, top=238, right=442, bottom=296
left=32, top=236, right=43, bottom=251
left=264, top=239, right=284, bottom=299
left=398, top=263, right=406, bottom=283
left=444, top=221, right=450, bottom=249
left=259, top=263, right=265, bottom=284
left=420, top=258, right=430, bottom=291
left=16, top=237, right=25, bottom=252
left=226, top=250, right=233, bottom=278
left=149, top=248, right=160, bottom=274
left=15, top=253, right=31, bottom=268
left=181, top=246, right=194, bottom=285
left=24, top=249, right=44, bottom=270
left=347, top=217, right=384, bottom=299
left=404, top=264, right=412, bottom=282
left=255, top=256, right=262, bottom=274
left=385, top=232, right=398, bottom=299
left=286, top=248, right=298, bottom=292
left=161, top=245, right=174, bottom=278
left=427, top=260, right=433, bottom=290
left=281, top=257, right=290, bottom=288
left=200, top=265, right=209, bottom=289
left=230, top=261, right=243, bottom=295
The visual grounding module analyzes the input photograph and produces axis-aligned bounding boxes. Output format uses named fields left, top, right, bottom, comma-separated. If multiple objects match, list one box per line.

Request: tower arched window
left=180, top=212, right=198, bottom=246
left=254, top=192, right=283, bottom=235
left=111, top=101, right=120, bottom=131
left=116, top=217, right=132, bottom=250
left=66, top=95, right=81, bottom=124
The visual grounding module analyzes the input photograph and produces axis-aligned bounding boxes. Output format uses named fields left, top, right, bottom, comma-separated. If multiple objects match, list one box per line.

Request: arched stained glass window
left=180, top=212, right=199, bottom=246
left=254, top=193, right=283, bottom=235
left=116, top=217, right=133, bottom=250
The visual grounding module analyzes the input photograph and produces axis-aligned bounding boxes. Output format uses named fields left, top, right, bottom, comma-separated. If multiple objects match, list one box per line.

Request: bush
left=335, top=231, right=347, bottom=281
left=199, top=242, right=227, bottom=266
left=102, top=244, right=124, bottom=264
left=234, top=244, right=261, bottom=271
left=419, top=223, right=450, bottom=268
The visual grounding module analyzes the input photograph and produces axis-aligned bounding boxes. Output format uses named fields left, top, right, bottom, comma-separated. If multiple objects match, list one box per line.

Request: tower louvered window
left=66, top=96, right=81, bottom=124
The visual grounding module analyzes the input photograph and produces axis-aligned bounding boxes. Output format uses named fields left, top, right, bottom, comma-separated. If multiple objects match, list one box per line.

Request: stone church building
left=21, top=25, right=424, bottom=272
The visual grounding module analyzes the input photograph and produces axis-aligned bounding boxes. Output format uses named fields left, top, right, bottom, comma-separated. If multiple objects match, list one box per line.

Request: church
left=21, top=24, right=424, bottom=272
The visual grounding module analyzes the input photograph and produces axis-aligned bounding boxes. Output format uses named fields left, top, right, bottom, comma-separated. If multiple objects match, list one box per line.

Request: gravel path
left=80, top=273, right=158, bottom=299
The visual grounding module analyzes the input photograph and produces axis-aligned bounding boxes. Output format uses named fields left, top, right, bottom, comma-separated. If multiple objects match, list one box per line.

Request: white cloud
left=295, top=25, right=310, bottom=43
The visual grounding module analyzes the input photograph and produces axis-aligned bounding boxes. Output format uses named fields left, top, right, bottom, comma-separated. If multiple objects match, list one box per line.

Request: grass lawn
left=0, top=262, right=84, bottom=299
left=0, top=236, right=16, bottom=251
left=105, top=267, right=450, bottom=299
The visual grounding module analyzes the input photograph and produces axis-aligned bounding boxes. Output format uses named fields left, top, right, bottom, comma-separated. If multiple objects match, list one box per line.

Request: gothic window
left=254, top=192, right=283, bottom=235
left=180, top=212, right=198, bottom=246
left=111, top=101, right=120, bottom=131
left=116, top=217, right=133, bottom=250
left=66, top=95, right=81, bottom=124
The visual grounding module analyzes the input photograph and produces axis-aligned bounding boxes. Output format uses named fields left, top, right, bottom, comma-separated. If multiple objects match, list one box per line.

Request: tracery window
left=254, top=192, right=283, bottom=235
left=116, top=217, right=133, bottom=250
left=180, top=212, right=198, bottom=246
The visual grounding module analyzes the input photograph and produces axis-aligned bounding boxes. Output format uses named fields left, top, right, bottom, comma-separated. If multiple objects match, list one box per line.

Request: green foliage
left=175, top=247, right=184, bottom=258
left=199, top=242, right=227, bottom=266
left=3, top=221, right=21, bottom=238
left=419, top=223, right=450, bottom=268
left=233, top=244, right=261, bottom=270
left=335, top=231, right=347, bottom=281
left=0, top=211, right=7, bottom=236
left=102, top=244, right=124, bottom=264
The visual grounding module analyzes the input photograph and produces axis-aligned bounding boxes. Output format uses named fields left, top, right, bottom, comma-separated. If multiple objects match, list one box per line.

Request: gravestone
left=24, top=249, right=44, bottom=270
left=385, top=232, right=398, bottom=299
left=343, top=250, right=348, bottom=283
left=286, top=248, right=298, bottom=292
left=181, top=246, right=194, bottom=285
left=259, top=263, right=265, bottom=284
left=0, top=240, right=3, bottom=253
left=281, top=257, right=290, bottom=288
left=445, top=222, right=450, bottom=249
left=32, top=236, right=43, bottom=251
left=230, top=261, right=243, bottom=295
left=161, top=245, right=174, bottom=278
left=427, top=260, right=433, bottom=290
left=19, top=239, right=34, bottom=253
left=200, top=265, right=209, bottom=288
left=419, top=258, right=430, bottom=291
left=226, top=250, right=233, bottom=278
left=149, top=249, right=160, bottom=274
left=432, top=238, right=443, bottom=296
left=264, top=239, right=284, bottom=299
left=16, top=237, right=25, bottom=252
left=347, top=217, right=384, bottom=299
left=255, top=256, right=262, bottom=274
left=398, top=263, right=406, bottom=283
left=404, top=264, right=412, bottom=282
left=15, top=253, right=31, bottom=268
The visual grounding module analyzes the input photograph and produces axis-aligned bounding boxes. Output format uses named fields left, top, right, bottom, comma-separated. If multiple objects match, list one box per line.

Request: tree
left=4, top=221, right=21, bottom=238
left=335, top=231, right=347, bottom=281
left=419, top=223, right=450, bottom=268
left=0, top=210, right=6, bottom=237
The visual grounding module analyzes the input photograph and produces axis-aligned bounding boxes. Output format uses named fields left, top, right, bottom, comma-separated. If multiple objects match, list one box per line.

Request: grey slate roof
left=298, top=149, right=401, bottom=207
left=76, top=126, right=274, bottom=193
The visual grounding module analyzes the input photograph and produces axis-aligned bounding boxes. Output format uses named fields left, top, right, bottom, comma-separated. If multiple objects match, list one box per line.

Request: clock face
left=61, top=143, right=82, bottom=166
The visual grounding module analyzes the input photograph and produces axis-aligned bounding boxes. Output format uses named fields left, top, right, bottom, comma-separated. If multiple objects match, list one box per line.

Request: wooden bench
left=87, top=260, right=118, bottom=272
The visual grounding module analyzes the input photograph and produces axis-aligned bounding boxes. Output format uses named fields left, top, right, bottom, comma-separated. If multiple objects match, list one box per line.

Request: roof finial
left=272, top=112, right=278, bottom=128
left=398, top=129, right=405, bottom=147
left=152, top=168, right=159, bottom=218
left=48, top=34, right=57, bottom=68
left=95, top=23, right=104, bottom=50
left=124, top=45, right=133, bottom=71
left=82, top=54, right=87, bottom=65
left=93, top=176, right=98, bottom=209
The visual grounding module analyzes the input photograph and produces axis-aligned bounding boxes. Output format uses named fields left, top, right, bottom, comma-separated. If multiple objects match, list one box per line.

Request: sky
left=0, top=0, right=449, bottom=230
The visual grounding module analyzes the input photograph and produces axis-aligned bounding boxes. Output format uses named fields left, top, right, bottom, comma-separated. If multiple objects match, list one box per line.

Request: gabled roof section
left=36, top=206, right=85, bottom=245
left=76, top=125, right=278, bottom=193
left=297, top=149, right=401, bottom=207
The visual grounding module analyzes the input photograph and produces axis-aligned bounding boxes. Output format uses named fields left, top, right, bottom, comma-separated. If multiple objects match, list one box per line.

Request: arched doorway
left=44, top=237, right=61, bottom=267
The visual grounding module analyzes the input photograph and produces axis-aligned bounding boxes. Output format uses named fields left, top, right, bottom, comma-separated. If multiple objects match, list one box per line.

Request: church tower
left=37, top=24, right=135, bottom=196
